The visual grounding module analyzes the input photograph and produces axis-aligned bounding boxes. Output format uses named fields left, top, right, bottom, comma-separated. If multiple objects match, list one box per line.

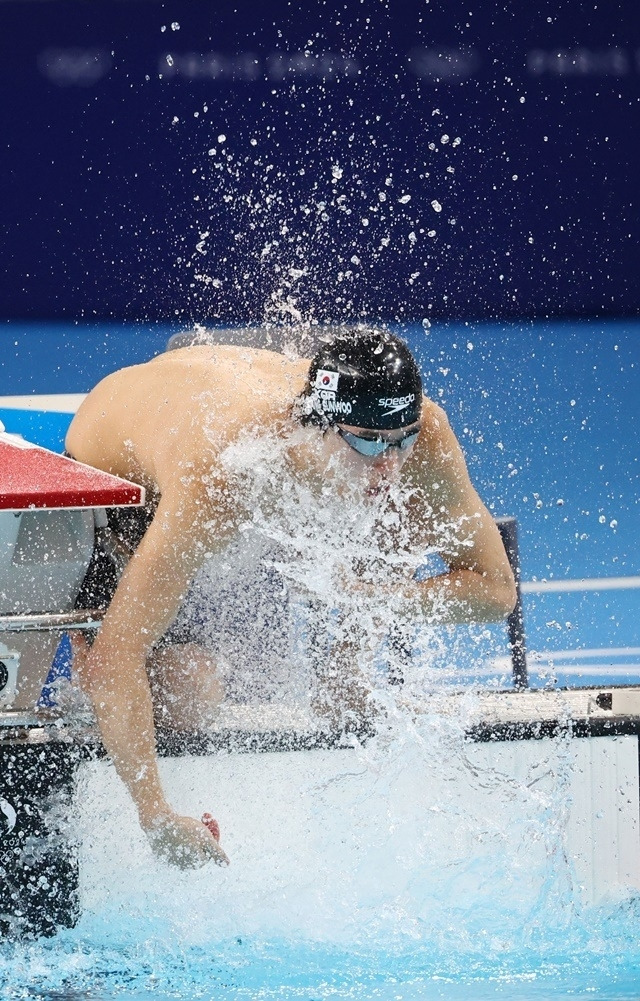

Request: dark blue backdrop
left=1, top=0, right=638, bottom=323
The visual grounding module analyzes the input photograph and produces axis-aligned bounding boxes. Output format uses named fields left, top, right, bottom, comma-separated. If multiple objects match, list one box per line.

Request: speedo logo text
left=378, top=393, right=415, bottom=416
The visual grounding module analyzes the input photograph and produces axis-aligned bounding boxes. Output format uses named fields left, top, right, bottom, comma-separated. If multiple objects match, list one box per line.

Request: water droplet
left=398, top=194, right=411, bottom=204
left=218, top=134, right=227, bottom=143
left=431, top=200, right=442, bottom=213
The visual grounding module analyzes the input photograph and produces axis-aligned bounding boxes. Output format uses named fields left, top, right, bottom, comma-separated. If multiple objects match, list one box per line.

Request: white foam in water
left=17, top=705, right=631, bottom=1001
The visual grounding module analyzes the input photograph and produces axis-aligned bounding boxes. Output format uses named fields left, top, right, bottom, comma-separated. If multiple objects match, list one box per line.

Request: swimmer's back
left=66, top=345, right=309, bottom=492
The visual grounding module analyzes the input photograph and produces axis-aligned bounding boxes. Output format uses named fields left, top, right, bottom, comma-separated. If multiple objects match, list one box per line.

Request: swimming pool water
left=3, top=906, right=640, bottom=1000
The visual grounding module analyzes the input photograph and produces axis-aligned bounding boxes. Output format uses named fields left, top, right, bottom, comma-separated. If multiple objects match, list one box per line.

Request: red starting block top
left=0, top=433, right=145, bottom=512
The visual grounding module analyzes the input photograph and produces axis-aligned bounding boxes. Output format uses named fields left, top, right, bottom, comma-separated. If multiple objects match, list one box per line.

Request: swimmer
left=66, top=327, right=517, bottom=869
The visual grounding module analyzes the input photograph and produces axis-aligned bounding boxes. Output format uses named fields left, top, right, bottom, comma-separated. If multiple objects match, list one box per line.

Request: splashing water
left=181, top=419, right=472, bottom=705
left=179, top=101, right=456, bottom=328
left=2, top=424, right=638, bottom=999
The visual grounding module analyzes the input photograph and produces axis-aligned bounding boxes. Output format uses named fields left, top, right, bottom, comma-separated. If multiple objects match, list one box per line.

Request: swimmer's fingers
left=145, top=813, right=230, bottom=870
left=205, top=836, right=230, bottom=867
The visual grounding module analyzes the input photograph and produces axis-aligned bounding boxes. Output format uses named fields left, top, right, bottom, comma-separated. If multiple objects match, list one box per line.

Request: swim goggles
left=337, top=426, right=420, bottom=456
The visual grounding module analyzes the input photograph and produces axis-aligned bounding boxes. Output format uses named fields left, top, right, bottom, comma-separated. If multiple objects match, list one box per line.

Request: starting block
left=0, top=432, right=144, bottom=707
left=0, top=431, right=144, bottom=937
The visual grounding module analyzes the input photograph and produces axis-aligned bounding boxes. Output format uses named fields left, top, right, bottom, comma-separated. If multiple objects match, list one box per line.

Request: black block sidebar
left=0, top=741, right=80, bottom=939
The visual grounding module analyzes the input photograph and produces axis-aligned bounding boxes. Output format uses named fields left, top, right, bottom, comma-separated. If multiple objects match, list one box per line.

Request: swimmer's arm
left=408, top=407, right=517, bottom=624
left=75, top=483, right=228, bottom=848
left=411, top=514, right=517, bottom=624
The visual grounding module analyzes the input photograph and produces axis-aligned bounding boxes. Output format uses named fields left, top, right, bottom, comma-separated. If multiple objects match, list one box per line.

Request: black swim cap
left=299, top=329, right=422, bottom=431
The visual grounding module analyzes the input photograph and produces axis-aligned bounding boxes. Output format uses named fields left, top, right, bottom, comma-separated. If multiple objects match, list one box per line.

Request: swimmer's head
left=295, top=328, right=423, bottom=431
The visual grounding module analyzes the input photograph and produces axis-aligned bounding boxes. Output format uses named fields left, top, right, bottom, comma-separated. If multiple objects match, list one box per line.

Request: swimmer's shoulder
left=75, top=359, right=159, bottom=420
left=67, top=366, right=132, bottom=440
left=417, top=398, right=454, bottom=448
left=148, top=343, right=308, bottom=398
left=411, top=398, right=463, bottom=477
left=149, top=342, right=307, bottom=371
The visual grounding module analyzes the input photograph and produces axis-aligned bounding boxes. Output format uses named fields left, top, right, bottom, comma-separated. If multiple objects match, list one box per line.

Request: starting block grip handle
left=495, top=517, right=528, bottom=690
left=387, top=516, right=529, bottom=691
left=0, top=610, right=104, bottom=633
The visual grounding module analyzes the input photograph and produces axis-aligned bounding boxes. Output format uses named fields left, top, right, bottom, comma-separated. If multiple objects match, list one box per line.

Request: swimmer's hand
left=143, top=811, right=229, bottom=869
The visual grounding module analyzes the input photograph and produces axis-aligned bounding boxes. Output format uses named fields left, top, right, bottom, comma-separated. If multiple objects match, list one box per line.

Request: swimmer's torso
left=66, top=345, right=310, bottom=494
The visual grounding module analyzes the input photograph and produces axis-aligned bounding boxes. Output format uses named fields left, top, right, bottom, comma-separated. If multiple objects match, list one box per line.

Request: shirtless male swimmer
left=66, top=327, right=517, bottom=870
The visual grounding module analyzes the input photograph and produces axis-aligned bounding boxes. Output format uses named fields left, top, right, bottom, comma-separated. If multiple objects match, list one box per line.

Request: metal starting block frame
left=0, top=433, right=143, bottom=706
left=0, top=434, right=143, bottom=937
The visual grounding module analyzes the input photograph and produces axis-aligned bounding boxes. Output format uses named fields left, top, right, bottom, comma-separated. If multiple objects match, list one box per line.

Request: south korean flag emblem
left=314, top=369, right=340, bottom=392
